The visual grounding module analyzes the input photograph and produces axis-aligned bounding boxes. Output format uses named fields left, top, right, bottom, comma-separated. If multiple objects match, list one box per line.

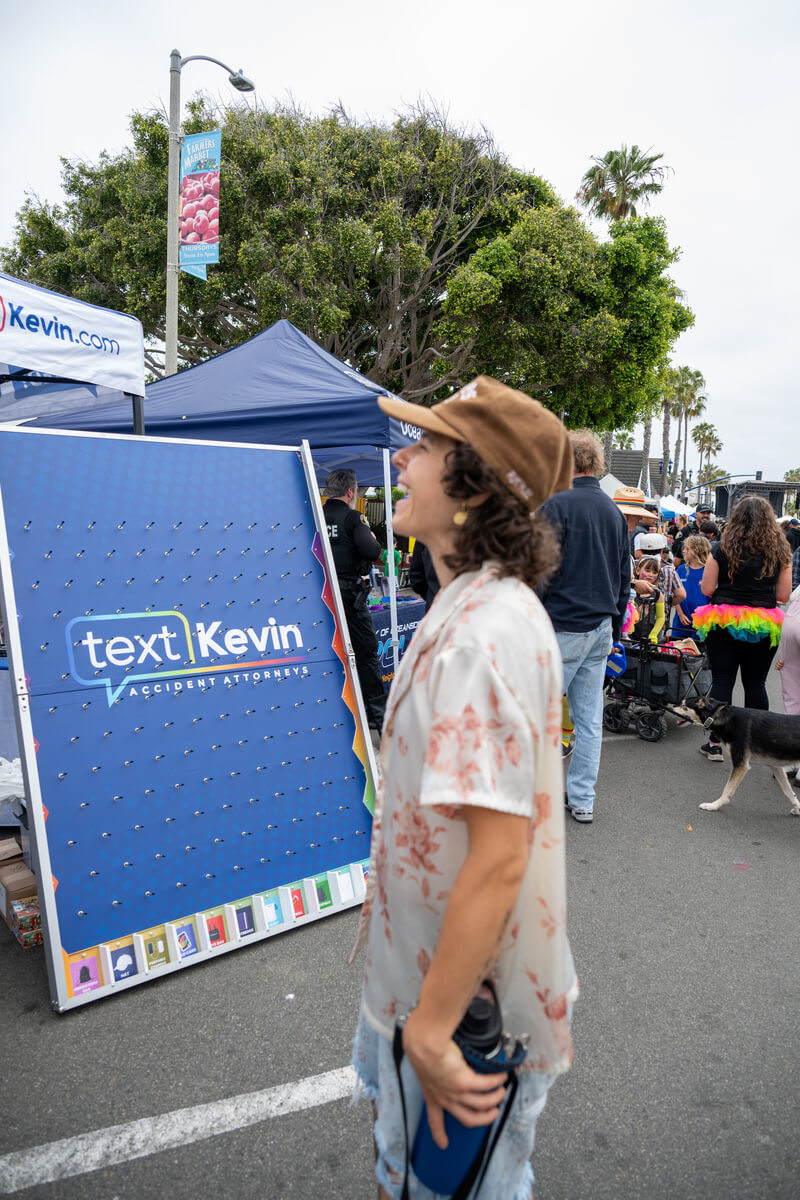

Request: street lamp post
left=165, top=49, right=254, bottom=377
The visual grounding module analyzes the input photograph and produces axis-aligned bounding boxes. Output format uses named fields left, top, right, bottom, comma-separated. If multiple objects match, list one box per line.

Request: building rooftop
left=606, top=450, right=665, bottom=495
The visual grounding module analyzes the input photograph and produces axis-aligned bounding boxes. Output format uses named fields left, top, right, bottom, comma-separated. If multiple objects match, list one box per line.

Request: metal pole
left=131, top=394, right=145, bottom=435
left=383, top=449, right=400, bottom=679
left=165, top=49, right=182, bottom=377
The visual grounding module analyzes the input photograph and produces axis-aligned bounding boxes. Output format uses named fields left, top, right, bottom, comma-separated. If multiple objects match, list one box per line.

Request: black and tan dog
left=676, top=696, right=800, bottom=815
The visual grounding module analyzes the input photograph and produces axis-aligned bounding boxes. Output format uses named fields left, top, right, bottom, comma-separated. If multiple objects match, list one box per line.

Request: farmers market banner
left=179, top=131, right=221, bottom=281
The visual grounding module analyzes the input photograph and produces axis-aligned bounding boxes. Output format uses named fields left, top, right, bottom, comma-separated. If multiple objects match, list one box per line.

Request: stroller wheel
left=603, top=703, right=625, bottom=733
left=637, top=712, right=667, bottom=742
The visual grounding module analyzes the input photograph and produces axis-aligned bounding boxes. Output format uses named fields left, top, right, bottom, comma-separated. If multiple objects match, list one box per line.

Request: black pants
left=704, top=627, right=777, bottom=711
left=340, top=590, right=386, bottom=731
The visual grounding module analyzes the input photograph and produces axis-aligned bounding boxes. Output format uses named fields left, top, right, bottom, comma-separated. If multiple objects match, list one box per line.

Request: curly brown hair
left=720, top=495, right=792, bottom=578
left=439, top=442, right=561, bottom=590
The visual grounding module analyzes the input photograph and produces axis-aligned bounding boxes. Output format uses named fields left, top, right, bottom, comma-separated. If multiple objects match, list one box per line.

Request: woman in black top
left=694, top=496, right=792, bottom=759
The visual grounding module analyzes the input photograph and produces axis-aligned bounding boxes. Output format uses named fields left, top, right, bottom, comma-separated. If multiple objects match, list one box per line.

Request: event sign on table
left=179, top=131, right=221, bottom=281
left=370, top=599, right=426, bottom=690
left=0, top=428, right=375, bottom=1010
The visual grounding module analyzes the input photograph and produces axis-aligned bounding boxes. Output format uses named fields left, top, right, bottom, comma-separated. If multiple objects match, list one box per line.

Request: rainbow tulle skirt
left=693, top=604, right=784, bottom=647
left=621, top=600, right=637, bottom=637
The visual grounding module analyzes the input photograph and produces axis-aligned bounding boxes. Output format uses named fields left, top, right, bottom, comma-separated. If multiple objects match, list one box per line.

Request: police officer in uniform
left=324, top=470, right=386, bottom=731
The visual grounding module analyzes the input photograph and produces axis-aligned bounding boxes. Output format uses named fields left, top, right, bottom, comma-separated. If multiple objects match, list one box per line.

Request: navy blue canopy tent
left=25, top=318, right=421, bottom=674
left=28, top=319, right=419, bottom=487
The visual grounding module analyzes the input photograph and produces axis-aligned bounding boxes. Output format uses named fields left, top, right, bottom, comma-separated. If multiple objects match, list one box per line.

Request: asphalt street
left=1, top=673, right=798, bottom=1200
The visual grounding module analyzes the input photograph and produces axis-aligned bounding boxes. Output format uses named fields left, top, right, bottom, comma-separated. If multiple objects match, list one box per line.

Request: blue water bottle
left=411, top=983, right=517, bottom=1196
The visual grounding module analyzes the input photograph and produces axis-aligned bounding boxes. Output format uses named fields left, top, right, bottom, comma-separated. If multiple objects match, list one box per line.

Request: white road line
left=0, top=1065, right=356, bottom=1194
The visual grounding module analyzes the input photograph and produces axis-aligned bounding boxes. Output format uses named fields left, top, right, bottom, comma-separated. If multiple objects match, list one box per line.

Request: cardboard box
left=0, top=859, right=37, bottom=928
left=0, top=835, right=22, bottom=864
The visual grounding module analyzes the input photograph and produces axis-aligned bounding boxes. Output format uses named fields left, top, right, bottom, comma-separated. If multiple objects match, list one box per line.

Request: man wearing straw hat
left=611, top=486, right=659, bottom=559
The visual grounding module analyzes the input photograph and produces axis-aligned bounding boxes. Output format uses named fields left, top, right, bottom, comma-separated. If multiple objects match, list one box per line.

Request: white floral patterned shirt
left=353, top=564, right=578, bottom=1074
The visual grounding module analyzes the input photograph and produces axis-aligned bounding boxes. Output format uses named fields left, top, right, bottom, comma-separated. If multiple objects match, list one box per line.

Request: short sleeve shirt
left=353, top=565, right=577, bottom=1075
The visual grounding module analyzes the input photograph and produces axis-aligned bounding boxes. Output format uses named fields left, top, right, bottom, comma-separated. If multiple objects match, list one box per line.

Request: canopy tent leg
left=382, top=448, right=400, bottom=679
left=131, top=394, right=146, bottom=436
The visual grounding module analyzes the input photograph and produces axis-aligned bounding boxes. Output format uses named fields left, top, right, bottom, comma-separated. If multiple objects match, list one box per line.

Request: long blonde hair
left=683, top=535, right=710, bottom=565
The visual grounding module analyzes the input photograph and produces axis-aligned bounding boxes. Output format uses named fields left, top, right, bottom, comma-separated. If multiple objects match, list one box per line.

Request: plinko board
left=0, top=428, right=375, bottom=1010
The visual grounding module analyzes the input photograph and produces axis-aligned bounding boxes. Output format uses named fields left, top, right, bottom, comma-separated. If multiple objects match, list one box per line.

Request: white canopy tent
left=659, top=494, right=694, bottom=517
left=599, top=472, right=627, bottom=497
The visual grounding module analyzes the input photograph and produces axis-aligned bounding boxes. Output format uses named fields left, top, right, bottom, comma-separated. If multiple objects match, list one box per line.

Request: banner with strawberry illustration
left=179, top=131, right=221, bottom=281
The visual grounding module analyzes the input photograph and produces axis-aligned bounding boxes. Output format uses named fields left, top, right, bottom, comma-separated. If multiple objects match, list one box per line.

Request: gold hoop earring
left=452, top=503, right=469, bottom=527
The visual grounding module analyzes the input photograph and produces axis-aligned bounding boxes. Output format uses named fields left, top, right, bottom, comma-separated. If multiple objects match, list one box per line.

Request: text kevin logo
left=66, top=610, right=305, bottom=705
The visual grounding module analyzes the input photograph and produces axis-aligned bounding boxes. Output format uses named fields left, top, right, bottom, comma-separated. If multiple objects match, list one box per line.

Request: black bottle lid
left=457, top=984, right=502, bottom=1053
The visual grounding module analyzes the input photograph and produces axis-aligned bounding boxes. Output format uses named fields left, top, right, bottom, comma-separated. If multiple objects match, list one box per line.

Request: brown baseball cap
left=378, top=376, right=573, bottom=510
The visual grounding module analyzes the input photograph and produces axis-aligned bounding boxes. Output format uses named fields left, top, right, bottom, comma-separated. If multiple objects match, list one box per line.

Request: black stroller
left=603, top=636, right=712, bottom=742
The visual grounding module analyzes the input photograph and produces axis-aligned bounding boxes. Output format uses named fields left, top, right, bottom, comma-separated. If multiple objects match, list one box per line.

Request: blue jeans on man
left=556, top=618, right=612, bottom=820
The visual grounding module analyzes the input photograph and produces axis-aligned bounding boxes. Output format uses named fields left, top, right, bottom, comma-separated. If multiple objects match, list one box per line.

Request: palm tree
left=659, top=366, right=680, bottom=494
left=680, top=395, right=707, bottom=501
left=603, top=430, right=614, bottom=474
left=614, top=431, right=635, bottom=450
left=637, top=372, right=667, bottom=494
left=692, top=422, right=722, bottom=495
left=668, top=366, right=707, bottom=497
left=576, top=144, right=673, bottom=222
left=699, top=462, right=728, bottom=505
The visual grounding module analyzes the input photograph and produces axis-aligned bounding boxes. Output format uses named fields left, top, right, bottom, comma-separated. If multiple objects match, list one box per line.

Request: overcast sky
left=3, top=0, right=798, bottom=487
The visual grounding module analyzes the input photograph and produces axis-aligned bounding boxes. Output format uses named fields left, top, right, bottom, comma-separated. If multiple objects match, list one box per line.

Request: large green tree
left=437, top=211, right=692, bottom=427
left=576, top=144, right=672, bottom=223
left=2, top=102, right=691, bottom=422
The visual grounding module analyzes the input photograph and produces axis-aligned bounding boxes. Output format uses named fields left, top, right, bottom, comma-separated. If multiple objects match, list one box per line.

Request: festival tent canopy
left=660, top=494, right=694, bottom=517
left=599, top=472, right=627, bottom=497
left=0, top=270, right=145, bottom=420
left=26, top=319, right=418, bottom=485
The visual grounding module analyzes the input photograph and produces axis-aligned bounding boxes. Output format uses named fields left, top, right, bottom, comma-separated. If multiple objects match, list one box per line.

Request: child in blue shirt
left=671, top=534, right=711, bottom=639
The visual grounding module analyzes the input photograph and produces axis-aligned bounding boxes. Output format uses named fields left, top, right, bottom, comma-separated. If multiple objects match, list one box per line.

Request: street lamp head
left=228, top=70, right=255, bottom=92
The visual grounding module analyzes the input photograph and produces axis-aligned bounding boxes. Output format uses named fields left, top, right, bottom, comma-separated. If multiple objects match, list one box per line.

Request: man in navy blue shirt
left=539, top=431, right=631, bottom=823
